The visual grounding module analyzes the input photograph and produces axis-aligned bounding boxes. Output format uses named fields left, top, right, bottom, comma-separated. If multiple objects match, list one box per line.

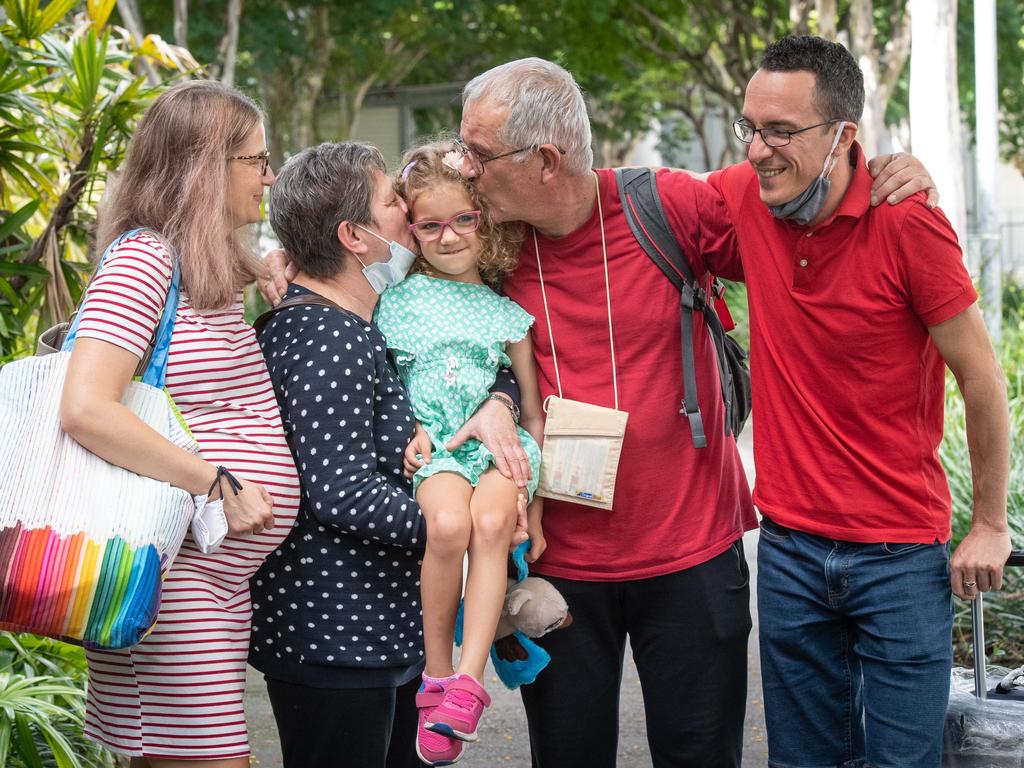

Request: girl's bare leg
left=459, top=469, right=519, bottom=680
left=416, top=472, right=474, bottom=678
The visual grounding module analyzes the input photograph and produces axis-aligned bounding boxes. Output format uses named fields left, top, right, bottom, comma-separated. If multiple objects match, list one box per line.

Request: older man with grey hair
left=453, top=56, right=940, bottom=768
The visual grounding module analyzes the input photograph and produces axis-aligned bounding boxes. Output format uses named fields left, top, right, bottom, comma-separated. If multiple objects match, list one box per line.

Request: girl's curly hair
left=393, top=140, right=523, bottom=289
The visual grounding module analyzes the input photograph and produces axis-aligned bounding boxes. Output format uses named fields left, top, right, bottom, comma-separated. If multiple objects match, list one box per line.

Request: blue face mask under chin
left=767, top=121, right=847, bottom=227
left=353, top=224, right=417, bottom=294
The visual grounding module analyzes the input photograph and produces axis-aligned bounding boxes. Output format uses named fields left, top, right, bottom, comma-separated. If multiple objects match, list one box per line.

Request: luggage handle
left=970, top=550, right=1024, bottom=699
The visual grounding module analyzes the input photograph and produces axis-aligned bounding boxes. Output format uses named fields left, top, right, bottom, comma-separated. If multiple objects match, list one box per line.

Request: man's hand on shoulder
left=258, top=248, right=297, bottom=307
left=867, top=152, right=939, bottom=209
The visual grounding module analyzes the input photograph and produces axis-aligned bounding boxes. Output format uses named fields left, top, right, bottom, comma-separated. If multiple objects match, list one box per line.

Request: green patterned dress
left=374, top=274, right=541, bottom=499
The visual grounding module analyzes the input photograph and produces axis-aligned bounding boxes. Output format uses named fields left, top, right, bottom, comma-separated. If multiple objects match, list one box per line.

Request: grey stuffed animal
left=495, top=576, right=572, bottom=641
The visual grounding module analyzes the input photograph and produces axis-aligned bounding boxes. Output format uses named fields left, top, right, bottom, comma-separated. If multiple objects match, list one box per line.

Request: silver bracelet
left=487, top=393, right=520, bottom=424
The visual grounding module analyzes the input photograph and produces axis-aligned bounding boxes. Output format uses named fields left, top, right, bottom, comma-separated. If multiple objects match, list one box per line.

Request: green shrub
left=0, top=632, right=115, bottom=767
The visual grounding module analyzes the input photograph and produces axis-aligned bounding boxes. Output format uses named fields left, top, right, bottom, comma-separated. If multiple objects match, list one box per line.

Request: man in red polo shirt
left=707, top=36, right=1011, bottom=768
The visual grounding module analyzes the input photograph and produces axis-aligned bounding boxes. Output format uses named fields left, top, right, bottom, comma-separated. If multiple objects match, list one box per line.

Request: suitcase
left=942, top=551, right=1024, bottom=767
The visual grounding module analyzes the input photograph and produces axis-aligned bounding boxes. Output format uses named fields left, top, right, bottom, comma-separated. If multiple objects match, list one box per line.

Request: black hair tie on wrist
left=207, top=466, right=244, bottom=500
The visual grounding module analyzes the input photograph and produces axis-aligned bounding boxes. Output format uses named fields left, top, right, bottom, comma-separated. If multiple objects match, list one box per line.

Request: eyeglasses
left=228, top=151, right=271, bottom=176
left=409, top=210, right=482, bottom=242
left=454, top=138, right=566, bottom=177
left=732, top=119, right=839, bottom=148
left=453, top=137, right=534, bottom=177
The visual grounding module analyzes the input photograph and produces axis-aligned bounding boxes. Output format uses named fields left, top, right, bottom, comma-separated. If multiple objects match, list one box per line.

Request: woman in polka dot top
left=250, top=142, right=524, bottom=768
left=375, top=142, right=546, bottom=765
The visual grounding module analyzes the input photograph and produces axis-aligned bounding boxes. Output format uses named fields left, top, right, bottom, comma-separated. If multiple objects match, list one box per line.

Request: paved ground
left=246, top=432, right=768, bottom=767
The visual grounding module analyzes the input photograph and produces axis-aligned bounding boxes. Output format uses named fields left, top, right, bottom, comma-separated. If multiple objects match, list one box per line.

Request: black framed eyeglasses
left=732, top=119, right=839, bottom=148
left=228, top=151, right=271, bottom=176
left=409, top=209, right=482, bottom=242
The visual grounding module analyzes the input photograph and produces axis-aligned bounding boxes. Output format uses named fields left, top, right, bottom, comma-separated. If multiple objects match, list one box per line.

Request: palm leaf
left=86, top=0, right=115, bottom=30
left=36, top=0, right=75, bottom=36
left=13, top=712, right=43, bottom=768
left=0, top=199, right=39, bottom=240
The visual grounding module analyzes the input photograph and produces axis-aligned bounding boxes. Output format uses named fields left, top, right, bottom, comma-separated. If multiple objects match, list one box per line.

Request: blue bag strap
left=62, top=228, right=181, bottom=389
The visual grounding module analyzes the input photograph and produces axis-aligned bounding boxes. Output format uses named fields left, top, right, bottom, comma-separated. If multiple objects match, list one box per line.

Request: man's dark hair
left=759, top=35, right=865, bottom=124
left=269, top=141, right=387, bottom=279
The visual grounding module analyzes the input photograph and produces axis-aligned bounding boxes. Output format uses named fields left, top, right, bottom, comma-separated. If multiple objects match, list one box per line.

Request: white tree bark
left=221, top=0, right=242, bottom=88
left=173, top=0, right=188, bottom=49
left=850, top=0, right=911, bottom=157
left=817, top=0, right=838, bottom=39
left=115, top=0, right=159, bottom=85
left=909, top=0, right=966, bottom=244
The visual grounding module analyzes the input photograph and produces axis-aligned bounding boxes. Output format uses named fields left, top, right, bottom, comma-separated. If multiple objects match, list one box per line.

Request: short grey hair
left=268, top=142, right=387, bottom=279
left=463, top=58, right=593, bottom=175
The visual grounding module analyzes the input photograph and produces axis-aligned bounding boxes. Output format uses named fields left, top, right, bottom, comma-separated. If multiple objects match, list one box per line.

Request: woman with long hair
left=60, top=80, right=300, bottom=767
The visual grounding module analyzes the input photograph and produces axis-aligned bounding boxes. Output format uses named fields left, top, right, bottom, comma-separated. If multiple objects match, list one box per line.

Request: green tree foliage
left=957, top=0, right=1024, bottom=171
left=0, top=0, right=196, bottom=362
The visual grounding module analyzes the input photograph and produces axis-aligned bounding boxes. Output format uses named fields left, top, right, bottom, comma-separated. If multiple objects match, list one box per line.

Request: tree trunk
left=173, top=0, right=188, bottom=48
left=850, top=0, right=883, bottom=156
left=789, top=0, right=814, bottom=34
left=221, top=0, right=242, bottom=88
left=293, top=5, right=334, bottom=148
left=849, top=0, right=910, bottom=156
left=817, top=0, right=838, bottom=39
left=261, top=70, right=294, bottom=164
left=115, top=0, right=159, bottom=85
left=909, top=0, right=966, bottom=243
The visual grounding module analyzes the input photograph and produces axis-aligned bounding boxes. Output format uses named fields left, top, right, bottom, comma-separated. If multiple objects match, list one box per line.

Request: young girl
left=374, top=141, right=544, bottom=766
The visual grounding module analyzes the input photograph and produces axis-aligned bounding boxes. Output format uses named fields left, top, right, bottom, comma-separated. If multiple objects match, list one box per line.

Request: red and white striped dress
left=74, top=232, right=300, bottom=760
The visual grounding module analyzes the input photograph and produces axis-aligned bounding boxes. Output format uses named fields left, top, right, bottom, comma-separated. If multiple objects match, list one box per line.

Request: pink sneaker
left=416, top=678, right=464, bottom=766
left=425, top=673, right=491, bottom=742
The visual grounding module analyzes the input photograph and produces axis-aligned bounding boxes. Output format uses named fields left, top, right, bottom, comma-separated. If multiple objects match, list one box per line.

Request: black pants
left=520, top=540, right=752, bottom=768
left=265, top=675, right=420, bottom=768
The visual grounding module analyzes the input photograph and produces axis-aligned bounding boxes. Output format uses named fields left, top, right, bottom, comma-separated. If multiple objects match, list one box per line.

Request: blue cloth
left=454, top=542, right=552, bottom=690
left=757, top=516, right=953, bottom=768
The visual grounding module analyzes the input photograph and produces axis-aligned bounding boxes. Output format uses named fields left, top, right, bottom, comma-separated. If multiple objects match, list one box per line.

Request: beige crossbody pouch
left=533, top=175, right=629, bottom=511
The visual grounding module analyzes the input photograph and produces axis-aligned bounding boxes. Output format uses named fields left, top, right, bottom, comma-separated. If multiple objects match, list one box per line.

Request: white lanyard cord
left=533, top=172, right=620, bottom=410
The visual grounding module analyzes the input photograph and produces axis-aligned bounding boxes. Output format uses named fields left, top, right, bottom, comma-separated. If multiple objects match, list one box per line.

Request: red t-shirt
left=708, top=147, right=977, bottom=544
left=504, top=168, right=756, bottom=581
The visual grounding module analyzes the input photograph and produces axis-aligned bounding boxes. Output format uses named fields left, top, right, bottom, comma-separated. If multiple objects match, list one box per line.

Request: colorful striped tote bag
left=0, top=230, right=197, bottom=649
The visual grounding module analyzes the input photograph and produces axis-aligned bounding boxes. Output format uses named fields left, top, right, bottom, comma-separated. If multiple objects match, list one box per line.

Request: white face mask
left=191, top=494, right=228, bottom=553
left=767, top=120, right=847, bottom=226
left=353, top=224, right=417, bottom=294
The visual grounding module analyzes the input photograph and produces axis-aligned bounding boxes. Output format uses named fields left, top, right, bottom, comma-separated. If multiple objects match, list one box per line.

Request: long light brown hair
left=98, top=80, right=267, bottom=310
left=394, top=140, right=523, bottom=289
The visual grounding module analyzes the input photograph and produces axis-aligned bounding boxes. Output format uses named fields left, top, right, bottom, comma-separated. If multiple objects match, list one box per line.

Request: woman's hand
left=257, top=248, right=297, bottom=307
left=218, top=477, right=276, bottom=535
left=524, top=498, right=546, bottom=563
left=403, top=423, right=433, bottom=479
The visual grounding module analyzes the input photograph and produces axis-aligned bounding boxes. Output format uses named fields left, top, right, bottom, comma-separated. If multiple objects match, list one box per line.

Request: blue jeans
left=757, top=516, right=953, bottom=768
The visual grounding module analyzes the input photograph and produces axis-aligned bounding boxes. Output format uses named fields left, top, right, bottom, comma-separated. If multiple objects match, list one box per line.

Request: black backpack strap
left=253, top=293, right=343, bottom=336
left=616, top=167, right=709, bottom=448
